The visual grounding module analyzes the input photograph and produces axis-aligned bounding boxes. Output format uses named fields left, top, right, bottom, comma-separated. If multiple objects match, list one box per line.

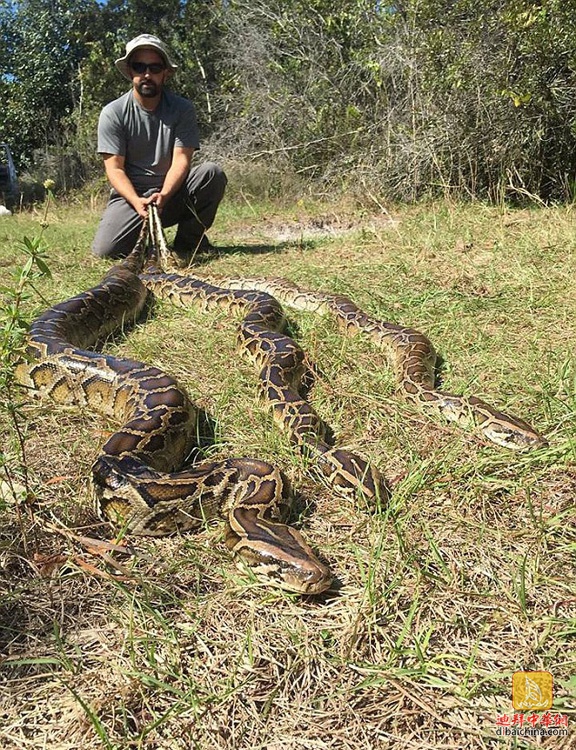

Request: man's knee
left=91, top=230, right=128, bottom=258
left=197, top=160, right=227, bottom=181
left=92, top=200, right=142, bottom=258
left=190, top=161, right=227, bottom=196
left=91, top=238, right=115, bottom=258
left=92, top=228, right=137, bottom=259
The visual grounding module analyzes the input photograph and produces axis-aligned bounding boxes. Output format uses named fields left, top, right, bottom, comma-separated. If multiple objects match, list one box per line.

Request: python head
left=225, top=509, right=333, bottom=595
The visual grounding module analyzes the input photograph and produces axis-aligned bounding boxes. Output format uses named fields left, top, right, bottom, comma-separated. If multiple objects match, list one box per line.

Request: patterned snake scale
left=16, top=227, right=332, bottom=594
left=183, top=276, right=548, bottom=453
left=15, top=207, right=547, bottom=594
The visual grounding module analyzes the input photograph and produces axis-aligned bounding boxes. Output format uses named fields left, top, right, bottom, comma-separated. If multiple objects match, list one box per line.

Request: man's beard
left=137, top=81, right=159, bottom=98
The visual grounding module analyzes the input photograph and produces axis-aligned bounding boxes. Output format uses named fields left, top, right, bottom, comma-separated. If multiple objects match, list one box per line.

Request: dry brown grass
left=0, top=197, right=574, bottom=749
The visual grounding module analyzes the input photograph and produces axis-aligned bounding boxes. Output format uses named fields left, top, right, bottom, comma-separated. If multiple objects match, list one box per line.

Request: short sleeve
left=97, top=103, right=126, bottom=156
left=174, top=100, right=200, bottom=150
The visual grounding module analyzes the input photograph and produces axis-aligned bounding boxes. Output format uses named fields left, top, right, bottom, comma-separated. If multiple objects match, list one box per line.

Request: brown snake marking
left=15, top=206, right=546, bottom=593
left=140, top=272, right=388, bottom=506
left=16, top=227, right=332, bottom=594
left=182, top=275, right=547, bottom=452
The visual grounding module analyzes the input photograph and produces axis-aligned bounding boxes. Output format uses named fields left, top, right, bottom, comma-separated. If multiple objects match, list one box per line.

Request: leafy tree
left=0, top=0, right=104, bottom=172
left=392, top=0, right=576, bottom=200
left=3, top=0, right=576, bottom=201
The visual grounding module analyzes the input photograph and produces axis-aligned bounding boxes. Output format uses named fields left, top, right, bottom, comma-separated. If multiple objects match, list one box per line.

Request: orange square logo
left=512, top=671, right=553, bottom=711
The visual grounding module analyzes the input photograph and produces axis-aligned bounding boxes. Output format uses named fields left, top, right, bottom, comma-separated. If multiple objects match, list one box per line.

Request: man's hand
left=132, top=195, right=153, bottom=219
left=143, top=191, right=165, bottom=212
left=132, top=192, right=164, bottom=217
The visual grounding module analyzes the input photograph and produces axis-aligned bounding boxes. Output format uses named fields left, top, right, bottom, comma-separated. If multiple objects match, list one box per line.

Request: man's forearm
left=103, top=160, right=149, bottom=219
left=106, top=166, right=142, bottom=208
left=160, top=160, right=189, bottom=201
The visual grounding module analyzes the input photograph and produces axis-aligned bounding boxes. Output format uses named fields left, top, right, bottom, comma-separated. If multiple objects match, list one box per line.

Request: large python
left=15, top=207, right=546, bottom=594
left=143, top=207, right=546, bottom=453
left=181, top=277, right=548, bottom=452
left=15, top=225, right=332, bottom=594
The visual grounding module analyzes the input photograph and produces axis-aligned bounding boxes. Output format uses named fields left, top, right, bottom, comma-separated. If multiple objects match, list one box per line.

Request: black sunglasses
left=130, top=61, right=165, bottom=75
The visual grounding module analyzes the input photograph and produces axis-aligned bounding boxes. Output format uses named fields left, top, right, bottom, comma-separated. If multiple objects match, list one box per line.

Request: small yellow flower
left=43, top=179, right=55, bottom=190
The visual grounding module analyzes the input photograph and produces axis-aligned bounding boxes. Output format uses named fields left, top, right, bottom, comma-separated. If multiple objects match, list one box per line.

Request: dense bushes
left=1, top=0, right=576, bottom=202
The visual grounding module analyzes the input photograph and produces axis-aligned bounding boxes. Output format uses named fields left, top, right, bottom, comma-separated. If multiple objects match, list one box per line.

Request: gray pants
left=92, top=161, right=227, bottom=258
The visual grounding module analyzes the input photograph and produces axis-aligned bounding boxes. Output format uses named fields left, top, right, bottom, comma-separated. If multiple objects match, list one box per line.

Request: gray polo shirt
left=97, top=89, right=200, bottom=192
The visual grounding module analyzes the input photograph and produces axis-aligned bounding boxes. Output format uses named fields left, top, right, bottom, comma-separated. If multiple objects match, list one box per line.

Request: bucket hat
left=115, top=34, right=178, bottom=80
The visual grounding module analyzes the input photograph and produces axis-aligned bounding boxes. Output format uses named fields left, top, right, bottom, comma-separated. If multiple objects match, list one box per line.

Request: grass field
left=0, top=195, right=575, bottom=749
